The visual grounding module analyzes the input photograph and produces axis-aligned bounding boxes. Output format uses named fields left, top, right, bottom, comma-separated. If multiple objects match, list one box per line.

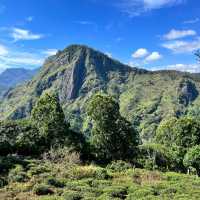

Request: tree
left=156, top=117, right=200, bottom=150
left=183, top=145, right=200, bottom=176
left=173, top=117, right=200, bottom=149
left=31, top=92, right=87, bottom=152
left=0, top=119, right=40, bottom=155
left=156, top=116, right=200, bottom=172
left=156, top=117, right=178, bottom=148
left=31, top=92, right=70, bottom=148
left=87, top=93, right=139, bottom=162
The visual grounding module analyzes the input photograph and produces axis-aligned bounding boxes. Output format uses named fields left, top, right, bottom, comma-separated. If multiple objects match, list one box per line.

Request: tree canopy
left=87, top=93, right=140, bottom=162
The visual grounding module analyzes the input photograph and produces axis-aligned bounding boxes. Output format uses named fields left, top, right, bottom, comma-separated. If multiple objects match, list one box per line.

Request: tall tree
left=31, top=92, right=70, bottom=147
left=87, top=93, right=139, bottom=162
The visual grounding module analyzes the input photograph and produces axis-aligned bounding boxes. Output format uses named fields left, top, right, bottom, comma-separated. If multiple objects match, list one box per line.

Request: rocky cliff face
left=1, top=44, right=200, bottom=141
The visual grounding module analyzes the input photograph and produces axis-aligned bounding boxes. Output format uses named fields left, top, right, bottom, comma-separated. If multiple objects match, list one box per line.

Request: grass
left=0, top=157, right=200, bottom=200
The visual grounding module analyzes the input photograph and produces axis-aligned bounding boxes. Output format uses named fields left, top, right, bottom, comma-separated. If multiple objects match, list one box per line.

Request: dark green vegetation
left=87, top=93, right=139, bottom=162
left=0, top=45, right=200, bottom=199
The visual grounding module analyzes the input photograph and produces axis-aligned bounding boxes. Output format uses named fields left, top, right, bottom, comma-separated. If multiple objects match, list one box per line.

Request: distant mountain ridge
left=0, top=68, right=38, bottom=97
left=0, top=44, right=200, bottom=141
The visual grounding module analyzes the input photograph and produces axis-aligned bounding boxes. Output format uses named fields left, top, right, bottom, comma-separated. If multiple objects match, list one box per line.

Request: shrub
left=0, top=177, right=8, bottom=188
left=42, top=147, right=81, bottom=165
left=27, top=164, right=50, bottom=176
left=46, top=177, right=65, bottom=188
left=95, top=168, right=110, bottom=180
left=63, top=191, right=83, bottom=200
left=138, top=143, right=175, bottom=171
left=107, top=160, right=132, bottom=172
left=8, top=164, right=28, bottom=183
left=0, top=119, right=40, bottom=156
left=33, top=184, right=54, bottom=195
left=103, top=186, right=128, bottom=199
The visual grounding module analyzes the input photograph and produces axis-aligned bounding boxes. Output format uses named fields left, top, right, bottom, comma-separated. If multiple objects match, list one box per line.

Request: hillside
left=0, top=44, right=200, bottom=141
left=0, top=68, right=38, bottom=97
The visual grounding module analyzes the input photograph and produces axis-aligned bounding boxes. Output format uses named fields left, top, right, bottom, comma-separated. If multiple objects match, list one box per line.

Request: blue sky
left=0, top=0, right=199, bottom=73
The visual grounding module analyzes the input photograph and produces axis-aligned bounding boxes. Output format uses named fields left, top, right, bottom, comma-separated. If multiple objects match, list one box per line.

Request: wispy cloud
left=11, top=28, right=44, bottom=42
left=163, top=29, right=196, bottom=40
left=0, top=44, right=8, bottom=56
left=150, top=63, right=200, bottom=73
left=116, top=0, right=186, bottom=17
left=74, top=20, right=95, bottom=25
left=183, top=18, right=199, bottom=24
left=0, top=44, right=50, bottom=72
left=42, top=49, right=58, bottom=56
left=162, top=37, right=200, bottom=53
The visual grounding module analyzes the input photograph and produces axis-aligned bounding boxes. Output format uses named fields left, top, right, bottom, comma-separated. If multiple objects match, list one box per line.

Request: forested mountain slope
left=1, top=44, right=200, bottom=141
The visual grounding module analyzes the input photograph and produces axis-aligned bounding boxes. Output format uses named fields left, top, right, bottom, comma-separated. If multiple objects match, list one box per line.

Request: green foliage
left=183, top=145, right=200, bottom=176
left=31, top=92, right=86, bottom=152
left=106, top=160, right=132, bottom=172
left=156, top=118, right=178, bottom=148
left=8, top=164, right=28, bottom=183
left=46, top=177, right=65, bottom=188
left=156, top=117, right=200, bottom=150
left=27, top=163, right=50, bottom=177
left=31, top=92, right=70, bottom=147
left=63, top=191, right=83, bottom=200
left=102, top=186, right=127, bottom=199
left=0, top=119, right=40, bottom=155
left=33, top=184, right=54, bottom=195
left=138, top=143, right=175, bottom=171
left=87, top=93, right=139, bottom=162
left=156, top=116, right=200, bottom=171
left=94, top=168, right=110, bottom=180
left=0, top=177, right=7, bottom=188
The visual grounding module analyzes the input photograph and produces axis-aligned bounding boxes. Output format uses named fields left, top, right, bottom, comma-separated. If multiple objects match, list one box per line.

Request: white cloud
left=117, top=0, right=185, bottom=16
left=150, top=63, right=200, bottom=73
left=11, top=28, right=44, bottom=41
left=132, top=48, right=149, bottom=58
left=0, top=44, right=8, bottom=56
left=0, top=45, right=44, bottom=72
left=0, top=52, right=43, bottom=66
left=163, top=29, right=196, bottom=40
left=162, top=38, right=200, bottom=53
left=42, top=49, right=58, bottom=56
left=183, top=18, right=199, bottom=24
left=145, top=51, right=162, bottom=61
